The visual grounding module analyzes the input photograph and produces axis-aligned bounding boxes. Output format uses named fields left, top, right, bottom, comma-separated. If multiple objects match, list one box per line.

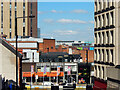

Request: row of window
left=23, top=0, right=25, bottom=36
left=10, top=1, right=12, bottom=38
left=1, top=2, right=3, bottom=34
left=94, top=49, right=114, bottom=63
left=94, top=65, right=105, bottom=80
left=94, top=30, right=114, bottom=45
left=95, top=0, right=115, bottom=12
left=95, top=11, right=114, bottom=29
left=30, top=2, right=33, bottom=37
left=1, top=1, right=27, bottom=38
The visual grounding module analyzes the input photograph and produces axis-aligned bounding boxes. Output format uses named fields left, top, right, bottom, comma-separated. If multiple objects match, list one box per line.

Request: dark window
left=23, top=27, right=25, bottom=36
left=23, top=52, right=27, bottom=58
left=51, top=47, right=53, bottom=49
left=23, top=11, right=25, bottom=17
left=10, top=32, right=11, bottom=38
left=10, top=18, right=12, bottom=28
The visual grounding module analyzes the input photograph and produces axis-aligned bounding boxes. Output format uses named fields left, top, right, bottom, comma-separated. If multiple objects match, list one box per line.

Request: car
left=42, top=82, right=51, bottom=86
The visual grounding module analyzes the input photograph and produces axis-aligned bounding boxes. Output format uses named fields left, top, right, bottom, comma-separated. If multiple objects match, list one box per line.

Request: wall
left=0, top=43, right=16, bottom=81
left=43, top=39, right=56, bottom=53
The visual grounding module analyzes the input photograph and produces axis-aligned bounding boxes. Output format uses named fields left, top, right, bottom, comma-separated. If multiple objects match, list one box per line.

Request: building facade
left=0, top=37, right=22, bottom=86
left=94, top=0, right=120, bottom=89
left=0, top=0, right=37, bottom=38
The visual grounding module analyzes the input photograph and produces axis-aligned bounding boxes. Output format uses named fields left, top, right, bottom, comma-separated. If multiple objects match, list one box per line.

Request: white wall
left=10, top=43, right=37, bottom=48
left=23, top=49, right=39, bottom=62
left=0, top=44, right=16, bottom=81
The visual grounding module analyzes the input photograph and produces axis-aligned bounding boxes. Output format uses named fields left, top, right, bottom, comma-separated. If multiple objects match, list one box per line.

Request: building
left=56, top=40, right=93, bottom=46
left=22, top=52, right=80, bottom=84
left=0, top=36, right=22, bottom=86
left=37, top=28, right=40, bottom=38
left=94, top=0, right=120, bottom=89
left=0, top=0, right=37, bottom=38
left=56, top=40, right=94, bottom=63
left=7, top=37, right=69, bottom=62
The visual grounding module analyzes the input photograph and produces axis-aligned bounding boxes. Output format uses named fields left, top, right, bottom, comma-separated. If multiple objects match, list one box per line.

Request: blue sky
left=38, top=2, right=94, bottom=42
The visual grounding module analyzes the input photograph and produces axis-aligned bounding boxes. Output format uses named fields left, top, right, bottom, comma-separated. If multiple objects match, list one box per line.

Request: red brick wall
left=43, top=39, right=56, bottom=53
left=79, top=50, right=94, bottom=63
left=38, top=43, right=44, bottom=52
left=88, top=50, right=94, bottom=63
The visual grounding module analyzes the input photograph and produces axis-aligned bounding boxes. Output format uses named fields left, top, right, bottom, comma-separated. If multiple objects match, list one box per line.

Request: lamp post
left=15, top=16, right=35, bottom=89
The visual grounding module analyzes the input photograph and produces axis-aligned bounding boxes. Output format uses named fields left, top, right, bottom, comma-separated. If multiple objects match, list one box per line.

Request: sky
left=38, top=2, right=94, bottom=42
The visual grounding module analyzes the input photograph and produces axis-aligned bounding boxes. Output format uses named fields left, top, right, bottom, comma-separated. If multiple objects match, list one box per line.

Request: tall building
left=94, top=0, right=120, bottom=89
left=0, top=0, right=37, bottom=39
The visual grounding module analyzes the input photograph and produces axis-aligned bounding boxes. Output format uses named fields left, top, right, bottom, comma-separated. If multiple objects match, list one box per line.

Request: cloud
left=51, top=10, right=64, bottom=13
left=57, top=19, right=87, bottom=24
left=89, top=21, right=94, bottom=24
left=54, top=30, right=78, bottom=35
left=51, top=10, right=57, bottom=13
left=38, top=11, right=44, bottom=14
left=43, top=19, right=54, bottom=23
left=71, top=9, right=88, bottom=13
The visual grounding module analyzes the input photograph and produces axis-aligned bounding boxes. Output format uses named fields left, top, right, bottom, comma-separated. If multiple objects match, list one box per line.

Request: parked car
left=42, top=82, right=51, bottom=86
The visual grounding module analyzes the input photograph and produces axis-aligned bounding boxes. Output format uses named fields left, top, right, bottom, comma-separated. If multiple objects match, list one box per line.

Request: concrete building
left=56, top=40, right=93, bottom=46
left=0, top=36, right=22, bottom=86
left=94, top=0, right=120, bottom=89
left=0, top=0, right=37, bottom=38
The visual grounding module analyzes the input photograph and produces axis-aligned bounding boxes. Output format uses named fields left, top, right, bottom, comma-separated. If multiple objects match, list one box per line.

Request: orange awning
left=23, top=72, right=35, bottom=77
left=23, top=72, right=64, bottom=77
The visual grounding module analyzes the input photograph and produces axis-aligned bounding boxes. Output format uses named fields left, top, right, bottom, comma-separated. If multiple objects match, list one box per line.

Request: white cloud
left=57, top=19, right=87, bottom=24
left=38, top=11, right=44, bottom=14
left=71, top=9, right=88, bottom=13
left=43, top=19, right=54, bottom=23
left=54, top=30, right=78, bottom=35
left=89, top=21, right=94, bottom=24
left=51, top=10, right=64, bottom=13
left=51, top=10, right=57, bottom=13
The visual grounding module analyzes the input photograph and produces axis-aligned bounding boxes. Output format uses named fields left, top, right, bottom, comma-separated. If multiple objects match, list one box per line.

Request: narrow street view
left=1, top=0, right=120, bottom=90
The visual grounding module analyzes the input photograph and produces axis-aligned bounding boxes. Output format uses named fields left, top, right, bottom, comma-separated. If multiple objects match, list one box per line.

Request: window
left=23, top=52, right=27, bottom=58
left=98, top=16, right=101, bottom=28
left=10, top=32, right=11, bottom=38
left=23, top=27, right=25, bottom=36
left=101, top=49, right=103, bottom=62
left=32, top=53, right=34, bottom=62
left=106, top=49, right=109, bottom=62
left=106, top=13, right=109, bottom=26
left=1, top=2, right=3, bottom=29
left=102, top=67, right=104, bottom=79
left=111, top=12, right=113, bottom=25
left=98, top=32, right=100, bottom=44
left=110, top=49, right=113, bottom=62
left=51, top=47, right=53, bottom=49
left=10, top=18, right=12, bottom=28
left=30, top=19, right=32, bottom=36
left=106, top=31, right=109, bottom=44
left=23, top=11, right=25, bottom=17
left=102, top=14, right=104, bottom=27
left=31, top=3, right=32, bottom=15
left=102, top=32, right=104, bottom=44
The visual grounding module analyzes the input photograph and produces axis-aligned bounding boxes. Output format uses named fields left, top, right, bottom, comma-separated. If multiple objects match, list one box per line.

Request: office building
left=0, top=0, right=37, bottom=38
left=94, top=0, right=120, bottom=89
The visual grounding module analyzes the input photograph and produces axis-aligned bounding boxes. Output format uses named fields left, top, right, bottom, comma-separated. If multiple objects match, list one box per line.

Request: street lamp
left=15, top=15, right=35, bottom=88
